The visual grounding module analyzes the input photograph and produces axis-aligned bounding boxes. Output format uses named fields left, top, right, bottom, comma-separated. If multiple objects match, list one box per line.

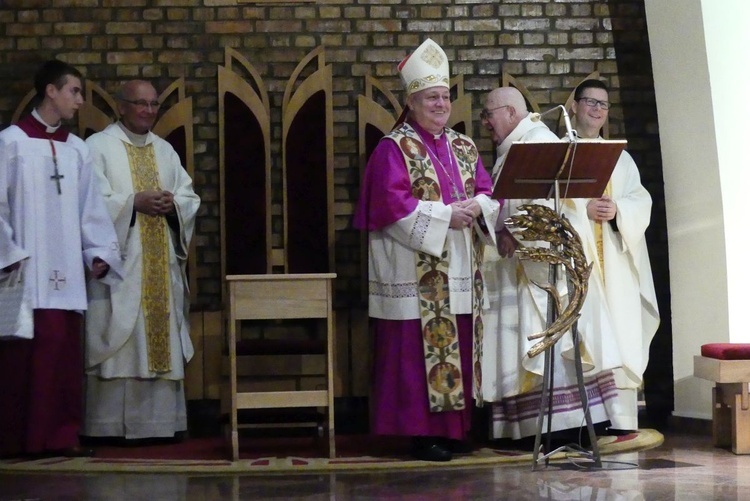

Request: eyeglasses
left=119, top=98, right=161, bottom=109
left=577, top=97, right=610, bottom=110
left=479, top=105, right=509, bottom=120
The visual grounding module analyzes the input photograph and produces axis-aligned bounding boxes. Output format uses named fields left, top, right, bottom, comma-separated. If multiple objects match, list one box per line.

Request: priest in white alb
left=83, top=80, right=200, bottom=440
left=563, top=79, right=660, bottom=432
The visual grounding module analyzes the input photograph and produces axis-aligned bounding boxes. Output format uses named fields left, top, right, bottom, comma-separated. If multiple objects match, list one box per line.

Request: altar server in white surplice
left=0, top=60, right=123, bottom=458
left=83, top=80, right=200, bottom=440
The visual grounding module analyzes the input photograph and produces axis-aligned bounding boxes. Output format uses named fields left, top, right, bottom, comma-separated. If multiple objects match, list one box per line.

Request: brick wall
left=0, top=0, right=668, bottom=324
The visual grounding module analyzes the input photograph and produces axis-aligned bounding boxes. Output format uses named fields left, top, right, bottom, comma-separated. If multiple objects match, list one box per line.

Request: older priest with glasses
left=354, top=39, right=500, bottom=462
left=82, top=80, right=200, bottom=442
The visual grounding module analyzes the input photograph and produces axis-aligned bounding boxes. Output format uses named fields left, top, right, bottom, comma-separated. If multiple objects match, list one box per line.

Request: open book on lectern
left=492, top=139, right=627, bottom=201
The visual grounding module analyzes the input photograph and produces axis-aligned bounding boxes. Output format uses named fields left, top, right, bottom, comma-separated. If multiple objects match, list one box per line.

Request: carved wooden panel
left=79, top=81, right=118, bottom=139
left=502, top=72, right=542, bottom=114
left=448, top=74, right=471, bottom=137
left=218, top=47, right=272, bottom=283
left=282, top=47, right=334, bottom=274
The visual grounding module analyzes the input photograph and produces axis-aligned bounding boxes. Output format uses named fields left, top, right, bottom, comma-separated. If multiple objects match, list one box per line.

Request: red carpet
left=92, top=434, right=412, bottom=461
left=0, top=430, right=664, bottom=473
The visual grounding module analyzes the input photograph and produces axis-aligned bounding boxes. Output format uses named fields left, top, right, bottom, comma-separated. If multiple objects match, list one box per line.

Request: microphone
left=530, top=104, right=577, bottom=142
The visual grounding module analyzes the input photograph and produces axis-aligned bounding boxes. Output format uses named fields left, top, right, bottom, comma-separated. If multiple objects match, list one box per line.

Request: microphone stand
left=529, top=109, right=601, bottom=470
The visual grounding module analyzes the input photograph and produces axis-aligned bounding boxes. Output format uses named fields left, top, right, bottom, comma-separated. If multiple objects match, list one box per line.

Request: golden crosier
left=504, top=204, right=592, bottom=359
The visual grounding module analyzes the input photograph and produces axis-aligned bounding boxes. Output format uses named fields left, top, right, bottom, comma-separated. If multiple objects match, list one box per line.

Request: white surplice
left=83, top=123, right=200, bottom=439
left=481, top=117, right=625, bottom=439
left=0, top=123, right=122, bottom=311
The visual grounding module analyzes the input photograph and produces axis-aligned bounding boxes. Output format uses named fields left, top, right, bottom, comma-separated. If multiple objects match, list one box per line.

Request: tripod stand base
left=533, top=442, right=603, bottom=470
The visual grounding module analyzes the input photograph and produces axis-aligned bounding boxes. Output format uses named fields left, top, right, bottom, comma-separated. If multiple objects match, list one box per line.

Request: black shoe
left=411, top=437, right=452, bottom=462
left=60, top=446, right=95, bottom=458
left=440, top=438, right=474, bottom=454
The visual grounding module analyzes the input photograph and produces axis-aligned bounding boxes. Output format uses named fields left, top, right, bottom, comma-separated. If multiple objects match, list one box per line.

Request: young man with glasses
left=82, top=80, right=201, bottom=443
left=566, top=79, right=660, bottom=434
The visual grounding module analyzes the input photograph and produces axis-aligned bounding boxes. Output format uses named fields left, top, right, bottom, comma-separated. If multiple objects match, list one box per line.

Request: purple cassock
left=354, top=120, right=494, bottom=440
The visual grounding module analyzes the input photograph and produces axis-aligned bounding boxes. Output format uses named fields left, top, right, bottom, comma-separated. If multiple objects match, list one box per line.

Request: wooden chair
left=218, top=47, right=337, bottom=461
left=224, top=273, right=337, bottom=461
left=694, top=343, right=750, bottom=454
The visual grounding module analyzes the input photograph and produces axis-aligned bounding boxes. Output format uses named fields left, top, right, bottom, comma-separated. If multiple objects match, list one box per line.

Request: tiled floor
left=1, top=432, right=748, bottom=500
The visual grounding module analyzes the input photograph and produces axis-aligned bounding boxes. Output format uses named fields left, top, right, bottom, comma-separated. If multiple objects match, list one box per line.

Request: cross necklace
left=48, top=138, right=63, bottom=194
left=424, top=134, right=464, bottom=201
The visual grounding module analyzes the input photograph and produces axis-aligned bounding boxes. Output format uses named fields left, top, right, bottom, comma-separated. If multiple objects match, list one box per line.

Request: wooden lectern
left=493, top=138, right=625, bottom=469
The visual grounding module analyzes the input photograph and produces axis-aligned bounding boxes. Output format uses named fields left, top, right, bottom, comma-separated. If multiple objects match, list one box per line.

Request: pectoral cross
left=49, top=139, right=63, bottom=195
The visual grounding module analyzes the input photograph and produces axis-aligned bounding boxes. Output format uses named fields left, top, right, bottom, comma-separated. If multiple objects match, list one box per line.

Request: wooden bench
left=694, top=343, right=750, bottom=454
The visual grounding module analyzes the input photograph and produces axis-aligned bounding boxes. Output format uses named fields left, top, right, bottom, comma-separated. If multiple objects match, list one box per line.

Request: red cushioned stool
left=694, top=343, right=750, bottom=454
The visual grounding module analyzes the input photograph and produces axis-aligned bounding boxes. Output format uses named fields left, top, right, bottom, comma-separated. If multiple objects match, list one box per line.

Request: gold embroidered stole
left=593, top=182, right=612, bottom=285
left=124, top=142, right=172, bottom=373
left=387, top=123, right=484, bottom=412
left=447, top=128, right=486, bottom=408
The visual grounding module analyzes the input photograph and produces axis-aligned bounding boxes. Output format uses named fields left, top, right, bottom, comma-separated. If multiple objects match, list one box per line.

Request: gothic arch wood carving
left=282, top=46, right=334, bottom=274
left=218, top=47, right=272, bottom=283
left=79, top=81, right=119, bottom=139
left=448, top=74, right=472, bottom=137
left=502, top=72, right=542, bottom=115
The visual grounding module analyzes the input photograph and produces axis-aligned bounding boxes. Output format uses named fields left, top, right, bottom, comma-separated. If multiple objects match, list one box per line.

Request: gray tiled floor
left=1, top=432, right=747, bottom=500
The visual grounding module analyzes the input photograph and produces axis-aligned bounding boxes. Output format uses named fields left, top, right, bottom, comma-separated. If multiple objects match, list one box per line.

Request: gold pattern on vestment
left=388, top=123, right=485, bottom=412
left=593, top=182, right=611, bottom=285
left=125, top=142, right=171, bottom=373
left=407, top=76, right=450, bottom=94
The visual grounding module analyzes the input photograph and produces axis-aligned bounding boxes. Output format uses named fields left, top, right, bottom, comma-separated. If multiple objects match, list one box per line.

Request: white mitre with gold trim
left=398, top=38, right=450, bottom=96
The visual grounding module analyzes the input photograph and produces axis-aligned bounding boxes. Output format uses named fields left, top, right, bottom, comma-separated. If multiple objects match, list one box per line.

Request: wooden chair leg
left=231, top=428, right=239, bottom=461
left=733, top=392, right=750, bottom=454
left=714, top=386, right=732, bottom=448
left=328, top=409, right=336, bottom=459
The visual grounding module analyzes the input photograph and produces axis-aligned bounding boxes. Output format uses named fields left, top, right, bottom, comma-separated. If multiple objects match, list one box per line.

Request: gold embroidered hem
left=124, top=142, right=171, bottom=373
